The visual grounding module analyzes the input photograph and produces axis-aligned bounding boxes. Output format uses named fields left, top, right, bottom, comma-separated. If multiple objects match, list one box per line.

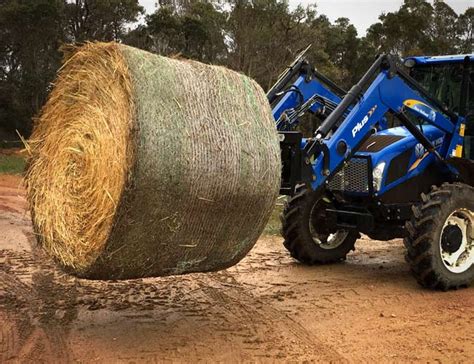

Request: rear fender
left=447, top=158, right=474, bottom=186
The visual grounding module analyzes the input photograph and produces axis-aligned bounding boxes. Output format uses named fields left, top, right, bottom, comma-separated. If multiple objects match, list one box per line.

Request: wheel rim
left=311, top=230, right=349, bottom=250
left=440, top=208, right=474, bottom=274
left=309, top=199, right=349, bottom=250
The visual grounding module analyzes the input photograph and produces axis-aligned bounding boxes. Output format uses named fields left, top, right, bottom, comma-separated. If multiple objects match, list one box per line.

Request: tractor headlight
left=372, top=162, right=386, bottom=192
left=403, top=58, right=416, bottom=68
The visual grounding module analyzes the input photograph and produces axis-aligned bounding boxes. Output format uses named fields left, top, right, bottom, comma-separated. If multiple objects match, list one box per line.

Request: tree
left=125, top=1, right=227, bottom=63
left=126, top=6, right=183, bottom=54
left=227, top=0, right=322, bottom=89
left=457, top=7, right=474, bottom=53
left=365, top=0, right=434, bottom=56
left=64, top=0, right=144, bottom=42
left=364, top=0, right=472, bottom=57
left=181, top=1, right=227, bottom=63
left=0, top=0, right=143, bottom=137
left=429, top=0, right=459, bottom=54
left=320, top=17, right=360, bottom=87
left=0, top=0, right=64, bottom=136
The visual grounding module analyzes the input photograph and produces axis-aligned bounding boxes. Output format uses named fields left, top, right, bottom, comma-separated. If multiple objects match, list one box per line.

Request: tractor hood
left=355, top=125, right=446, bottom=195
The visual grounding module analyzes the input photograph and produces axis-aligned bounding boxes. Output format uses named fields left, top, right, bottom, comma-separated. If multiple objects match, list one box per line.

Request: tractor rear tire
left=404, top=183, right=474, bottom=290
left=281, top=186, right=359, bottom=264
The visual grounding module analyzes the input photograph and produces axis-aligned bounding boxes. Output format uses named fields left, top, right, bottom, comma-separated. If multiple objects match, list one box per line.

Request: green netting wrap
left=26, top=42, right=281, bottom=279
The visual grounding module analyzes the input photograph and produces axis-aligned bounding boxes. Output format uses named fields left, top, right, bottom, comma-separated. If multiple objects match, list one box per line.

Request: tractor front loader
left=272, top=53, right=474, bottom=290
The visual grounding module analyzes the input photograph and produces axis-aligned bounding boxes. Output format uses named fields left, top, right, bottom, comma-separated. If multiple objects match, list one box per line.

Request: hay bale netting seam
left=26, top=42, right=281, bottom=279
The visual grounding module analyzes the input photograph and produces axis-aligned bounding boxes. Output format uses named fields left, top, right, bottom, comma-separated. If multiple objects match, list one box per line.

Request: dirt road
left=1, top=174, right=473, bottom=362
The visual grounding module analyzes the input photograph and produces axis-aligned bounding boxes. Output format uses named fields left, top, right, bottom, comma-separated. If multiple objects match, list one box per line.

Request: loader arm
left=295, top=54, right=464, bottom=193
left=271, top=72, right=345, bottom=130
left=266, top=47, right=347, bottom=131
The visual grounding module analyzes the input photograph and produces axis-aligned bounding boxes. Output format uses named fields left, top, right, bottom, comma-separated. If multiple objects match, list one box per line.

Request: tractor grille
left=358, top=134, right=405, bottom=152
left=327, top=157, right=371, bottom=193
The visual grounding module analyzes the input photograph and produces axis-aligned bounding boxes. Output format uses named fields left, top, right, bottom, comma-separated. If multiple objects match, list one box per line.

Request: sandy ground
left=1, top=174, right=473, bottom=363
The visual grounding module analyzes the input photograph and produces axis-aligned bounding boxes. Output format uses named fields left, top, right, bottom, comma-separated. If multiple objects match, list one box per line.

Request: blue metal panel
left=378, top=77, right=455, bottom=134
left=406, top=54, right=474, bottom=65
left=365, top=126, right=446, bottom=196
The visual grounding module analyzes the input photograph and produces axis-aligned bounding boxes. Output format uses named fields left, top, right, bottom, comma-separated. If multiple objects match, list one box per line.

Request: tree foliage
left=64, top=0, right=143, bottom=42
left=366, top=0, right=472, bottom=56
left=126, top=1, right=227, bottom=62
left=0, top=0, right=64, bottom=135
left=0, top=0, right=472, bottom=138
left=0, top=0, right=143, bottom=136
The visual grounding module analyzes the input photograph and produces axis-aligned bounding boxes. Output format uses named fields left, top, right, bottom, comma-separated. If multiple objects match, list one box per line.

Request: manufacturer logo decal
left=403, top=99, right=437, bottom=122
left=414, top=137, right=444, bottom=158
left=352, top=105, right=378, bottom=138
left=415, top=143, right=425, bottom=158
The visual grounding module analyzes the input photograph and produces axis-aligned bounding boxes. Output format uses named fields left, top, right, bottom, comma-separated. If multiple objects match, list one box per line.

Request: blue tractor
left=271, top=52, right=474, bottom=290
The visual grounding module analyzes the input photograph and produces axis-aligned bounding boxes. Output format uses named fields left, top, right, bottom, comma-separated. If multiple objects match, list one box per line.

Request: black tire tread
left=281, top=186, right=358, bottom=265
left=404, top=182, right=474, bottom=290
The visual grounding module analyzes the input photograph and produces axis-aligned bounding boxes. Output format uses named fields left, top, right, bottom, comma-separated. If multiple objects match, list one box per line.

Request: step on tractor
left=270, top=50, right=474, bottom=290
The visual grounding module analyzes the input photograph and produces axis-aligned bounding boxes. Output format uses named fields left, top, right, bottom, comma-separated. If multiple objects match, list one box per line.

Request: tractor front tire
left=404, top=183, right=474, bottom=290
left=281, top=186, right=359, bottom=264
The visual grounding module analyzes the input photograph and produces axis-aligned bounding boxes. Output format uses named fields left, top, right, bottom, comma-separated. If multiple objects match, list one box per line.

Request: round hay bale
left=26, top=42, right=280, bottom=279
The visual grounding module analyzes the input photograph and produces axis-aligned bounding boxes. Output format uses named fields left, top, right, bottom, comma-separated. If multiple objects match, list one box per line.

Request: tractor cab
left=404, top=55, right=474, bottom=158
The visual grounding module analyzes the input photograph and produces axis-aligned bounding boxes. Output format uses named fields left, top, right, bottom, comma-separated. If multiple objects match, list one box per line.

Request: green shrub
left=0, top=154, right=26, bottom=174
left=263, top=203, right=283, bottom=236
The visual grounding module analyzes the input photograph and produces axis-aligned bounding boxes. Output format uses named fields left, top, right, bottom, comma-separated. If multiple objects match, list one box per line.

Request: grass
left=263, top=201, right=284, bottom=236
left=0, top=154, right=26, bottom=174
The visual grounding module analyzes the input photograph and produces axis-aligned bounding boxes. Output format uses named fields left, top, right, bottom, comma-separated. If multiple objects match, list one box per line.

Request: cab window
left=410, top=63, right=464, bottom=113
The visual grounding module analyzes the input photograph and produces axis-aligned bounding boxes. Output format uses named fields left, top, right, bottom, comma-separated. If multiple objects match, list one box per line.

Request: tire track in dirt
left=0, top=244, right=78, bottom=363
left=199, top=271, right=346, bottom=362
left=0, top=313, right=20, bottom=363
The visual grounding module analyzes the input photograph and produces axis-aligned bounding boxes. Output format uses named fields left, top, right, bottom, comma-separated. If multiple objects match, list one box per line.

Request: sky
left=138, top=0, right=472, bottom=36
